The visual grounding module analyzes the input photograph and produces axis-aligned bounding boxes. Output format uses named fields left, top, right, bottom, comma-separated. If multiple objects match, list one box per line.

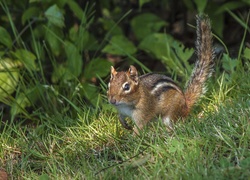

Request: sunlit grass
left=1, top=73, right=250, bottom=178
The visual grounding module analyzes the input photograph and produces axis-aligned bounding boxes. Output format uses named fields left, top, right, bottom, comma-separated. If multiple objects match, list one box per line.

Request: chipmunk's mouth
left=109, top=99, right=127, bottom=107
left=110, top=101, right=123, bottom=106
left=109, top=98, right=121, bottom=106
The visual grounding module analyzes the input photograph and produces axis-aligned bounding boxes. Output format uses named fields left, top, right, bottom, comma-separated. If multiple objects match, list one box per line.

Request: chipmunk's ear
left=110, top=66, right=117, bottom=79
left=127, top=65, right=138, bottom=83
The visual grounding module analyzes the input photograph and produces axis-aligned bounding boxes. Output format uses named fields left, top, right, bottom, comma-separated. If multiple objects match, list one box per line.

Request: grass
left=1, top=68, right=250, bottom=179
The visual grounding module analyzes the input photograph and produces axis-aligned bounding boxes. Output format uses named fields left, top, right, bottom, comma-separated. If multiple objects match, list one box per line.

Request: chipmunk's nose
left=109, top=97, right=117, bottom=105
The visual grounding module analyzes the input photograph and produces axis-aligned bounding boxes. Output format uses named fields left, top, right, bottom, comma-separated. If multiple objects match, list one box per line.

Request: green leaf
left=139, top=33, right=174, bottom=60
left=51, top=64, right=74, bottom=83
left=215, top=1, right=245, bottom=14
left=0, top=51, right=5, bottom=57
left=99, top=18, right=123, bottom=36
left=131, top=13, right=167, bottom=40
left=84, top=58, right=112, bottom=80
left=0, top=71, right=19, bottom=101
left=139, top=0, right=151, bottom=9
left=53, top=0, right=67, bottom=8
left=39, top=174, right=50, bottom=180
left=139, top=33, right=192, bottom=78
left=193, top=0, right=207, bottom=13
left=12, top=49, right=37, bottom=71
left=182, top=0, right=195, bottom=11
left=169, top=139, right=184, bottom=153
left=242, top=47, right=250, bottom=59
left=81, top=82, right=100, bottom=106
left=69, top=26, right=78, bottom=42
left=65, top=41, right=83, bottom=77
left=0, top=27, right=12, bottom=48
left=172, top=41, right=194, bottom=75
left=22, top=7, right=40, bottom=25
left=11, top=85, right=46, bottom=116
left=67, top=1, right=85, bottom=20
left=240, top=157, right=250, bottom=168
left=210, top=14, right=224, bottom=38
left=242, top=0, right=250, bottom=5
left=45, top=4, right=65, bottom=28
left=83, top=33, right=98, bottom=51
left=11, top=92, right=30, bottom=116
left=0, top=60, right=19, bottom=101
left=69, top=26, right=91, bottom=50
left=45, top=25, right=64, bottom=56
left=221, top=54, right=238, bottom=73
left=102, top=35, right=137, bottom=55
left=172, top=42, right=194, bottom=63
left=0, top=58, right=23, bottom=70
left=77, top=29, right=89, bottom=51
left=33, top=25, right=45, bottom=39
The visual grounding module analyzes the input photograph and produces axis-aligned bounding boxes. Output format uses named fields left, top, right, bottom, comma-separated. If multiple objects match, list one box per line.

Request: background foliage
left=0, top=0, right=249, bottom=119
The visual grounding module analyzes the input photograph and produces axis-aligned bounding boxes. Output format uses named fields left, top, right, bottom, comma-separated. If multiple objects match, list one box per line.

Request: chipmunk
left=107, top=15, right=214, bottom=134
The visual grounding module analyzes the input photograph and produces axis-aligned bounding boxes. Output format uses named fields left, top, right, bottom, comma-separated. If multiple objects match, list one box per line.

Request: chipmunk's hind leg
left=162, top=116, right=173, bottom=130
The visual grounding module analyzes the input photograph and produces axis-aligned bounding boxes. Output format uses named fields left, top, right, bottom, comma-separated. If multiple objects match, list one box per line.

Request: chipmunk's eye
left=122, top=82, right=130, bottom=91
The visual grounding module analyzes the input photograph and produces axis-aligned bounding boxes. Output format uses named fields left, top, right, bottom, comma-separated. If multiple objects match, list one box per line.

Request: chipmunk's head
left=107, top=65, right=140, bottom=106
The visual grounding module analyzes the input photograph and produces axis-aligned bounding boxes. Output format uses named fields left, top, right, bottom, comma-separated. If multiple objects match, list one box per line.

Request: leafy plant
left=102, top=35, right=137, bottom=56
left=130, top=13, right=167, bottom=41
left=182, top=0, right=249, bottom=37
left=0, top=0, right=249, bottom=120
left=0, top=0, right=111, bottom=117
left=138, top=33, right=193, bottom=78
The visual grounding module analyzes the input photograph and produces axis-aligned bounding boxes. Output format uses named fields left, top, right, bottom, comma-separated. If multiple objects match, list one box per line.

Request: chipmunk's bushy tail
left=184, top=14, right=214, bottom=112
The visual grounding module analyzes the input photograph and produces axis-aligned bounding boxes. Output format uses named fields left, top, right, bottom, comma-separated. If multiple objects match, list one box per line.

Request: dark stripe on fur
left=154, top=85, right=176, bottom=98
